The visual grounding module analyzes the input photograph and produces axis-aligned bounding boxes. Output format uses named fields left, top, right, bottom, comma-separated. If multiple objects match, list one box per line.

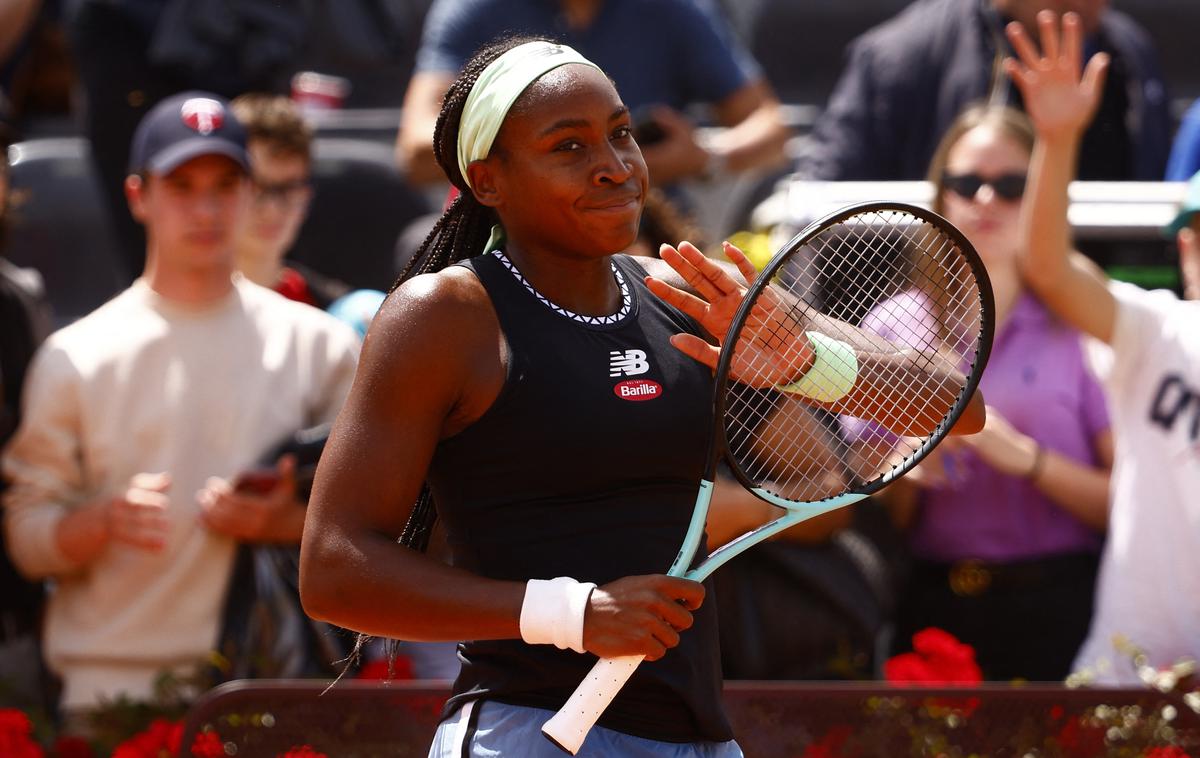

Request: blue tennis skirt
left=428, top=700, right=744, bottom=758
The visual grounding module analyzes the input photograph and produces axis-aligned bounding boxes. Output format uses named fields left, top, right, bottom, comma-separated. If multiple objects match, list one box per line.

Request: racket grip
left=541, top=654, right=644, bottom=754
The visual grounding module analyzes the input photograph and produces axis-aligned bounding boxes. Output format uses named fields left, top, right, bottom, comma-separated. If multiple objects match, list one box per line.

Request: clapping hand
left=1004, top=10, right=1109, bottom=141
left=108, top=472, right=172, bottom=550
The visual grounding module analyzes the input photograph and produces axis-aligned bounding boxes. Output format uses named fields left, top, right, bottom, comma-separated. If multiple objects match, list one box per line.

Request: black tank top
left=428, top=251, right=732, bottom=743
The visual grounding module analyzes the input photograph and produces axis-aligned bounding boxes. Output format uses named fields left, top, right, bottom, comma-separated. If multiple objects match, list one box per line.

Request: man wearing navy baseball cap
left=128, top=91, right=251, bottom=177
left=1, top=91, right=361, bottom=727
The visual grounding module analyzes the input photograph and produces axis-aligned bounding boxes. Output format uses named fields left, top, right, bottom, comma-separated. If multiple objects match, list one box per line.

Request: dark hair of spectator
left=229, top=93, right=314, bottom=161
left=639, top=188, right=707, bottom=254
left=926, top=103, right=1035, bottom=215
left=391, top=34, right=551, bottom=291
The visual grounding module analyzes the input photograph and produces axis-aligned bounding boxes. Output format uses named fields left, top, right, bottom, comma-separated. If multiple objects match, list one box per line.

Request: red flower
left=51, top=736, right=95, bottom=758
left=1143, top=749, right=1191, bottom=758
left=0, top=709, right=34, bottom=733
left=884, top=627, right=982, bottom=685
left=803, top=724, right=855, bottom=758
left=190, top=730, right=225, bottom=758
left=111, top=718, right=182, bottom=758
left=1056, top=716, right=1107, bottom=758
left=277, top=747, right=328, bottom=758
left=0, top=708, right=45, bottom=758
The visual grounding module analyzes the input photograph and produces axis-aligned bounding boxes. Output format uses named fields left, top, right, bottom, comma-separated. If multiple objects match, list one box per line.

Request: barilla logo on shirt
left=614, top=379, right=662, bottom=401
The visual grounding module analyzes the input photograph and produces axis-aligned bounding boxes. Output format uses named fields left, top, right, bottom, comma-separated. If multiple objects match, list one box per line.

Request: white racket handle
left=541, top=654, right=644, bottom=754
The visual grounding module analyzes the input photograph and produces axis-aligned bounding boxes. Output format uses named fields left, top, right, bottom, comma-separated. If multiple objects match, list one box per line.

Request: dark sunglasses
left=942, top=172, right=1027, bottom=202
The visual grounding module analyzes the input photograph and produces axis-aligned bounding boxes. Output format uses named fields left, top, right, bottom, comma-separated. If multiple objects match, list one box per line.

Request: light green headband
left=456, top=41, right=602, bottom=189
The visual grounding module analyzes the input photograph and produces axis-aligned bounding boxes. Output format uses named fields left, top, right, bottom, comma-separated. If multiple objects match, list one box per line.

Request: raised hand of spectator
left=1004, top=11, right=1109, bottom=143
left=197, top=454, right=305, bottom=543
left=109, top=472, right=172, bottom=551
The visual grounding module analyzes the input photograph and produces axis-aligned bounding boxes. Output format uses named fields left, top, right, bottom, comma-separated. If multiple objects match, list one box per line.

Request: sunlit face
left=128, top=154, right=249, bottom=273
left=477, top=64, right=648, bottom=259
left=939, top=125, right=1031, bottom=269
left=238, top=141, right=312, bottom=264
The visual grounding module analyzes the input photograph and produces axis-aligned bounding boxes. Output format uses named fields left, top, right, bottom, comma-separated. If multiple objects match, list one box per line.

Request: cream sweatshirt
left=2, top=278, right=360, bottom=708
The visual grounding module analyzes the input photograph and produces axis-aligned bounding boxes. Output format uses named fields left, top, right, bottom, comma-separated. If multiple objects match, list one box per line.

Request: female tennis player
left=299, top=36, right=983, bottom=757
left=1006, top=10, right=1200, bottom=683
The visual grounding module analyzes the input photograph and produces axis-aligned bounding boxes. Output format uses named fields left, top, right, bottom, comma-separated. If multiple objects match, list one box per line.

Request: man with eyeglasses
left=230, top=94, right=352, bottom=309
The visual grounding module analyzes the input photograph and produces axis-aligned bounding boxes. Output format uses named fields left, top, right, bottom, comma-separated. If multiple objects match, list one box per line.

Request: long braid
left=391, top=33, right=554, bottom=554
left=335, top=36, right=552, bottom=686
left=391, top=34, right=551, bottom=291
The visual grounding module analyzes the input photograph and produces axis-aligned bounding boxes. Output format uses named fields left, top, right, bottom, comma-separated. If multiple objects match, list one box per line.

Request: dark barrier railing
left=177, top=679, right=1200, bottom=757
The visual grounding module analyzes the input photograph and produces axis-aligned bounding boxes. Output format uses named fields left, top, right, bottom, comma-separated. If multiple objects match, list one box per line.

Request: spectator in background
left=0, top=119, right=53, bottom=709
left=798, top=0, right=1171, bottom=182
left=1165, top=99, right=1200, bottom=182
left=231, top=92, right=388, bottom=340
left=1009, top=12, right=1200, bottom=682
left=862, top=102, right=1113, bottom=682
left=230, top=93, right=350, bottom=309
left=625, top=187, right=709, bottom=258
left=0, top=92, right=359, bottom=726
left=395, top=0, right=792, bottom=188
left=67, top=0, right=307, bottom=280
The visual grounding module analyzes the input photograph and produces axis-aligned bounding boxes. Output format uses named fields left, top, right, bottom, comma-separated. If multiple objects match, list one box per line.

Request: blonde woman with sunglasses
left=864, top=99, right=1113, bottom=682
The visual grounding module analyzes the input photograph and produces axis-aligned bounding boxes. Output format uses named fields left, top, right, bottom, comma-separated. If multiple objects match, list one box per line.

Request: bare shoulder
left=371, top=266, right=495, bottom=345
left=358, top=265, right=500, bottom=394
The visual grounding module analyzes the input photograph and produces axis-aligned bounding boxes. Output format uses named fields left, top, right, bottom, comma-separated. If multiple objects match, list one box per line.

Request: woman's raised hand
left=1004, top=10, right=1109, bottom=142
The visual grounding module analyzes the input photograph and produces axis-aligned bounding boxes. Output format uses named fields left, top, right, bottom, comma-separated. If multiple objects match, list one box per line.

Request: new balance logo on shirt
left=610, top=348, right=662, bottom=401
left=610, top=349, right=650, bottom=377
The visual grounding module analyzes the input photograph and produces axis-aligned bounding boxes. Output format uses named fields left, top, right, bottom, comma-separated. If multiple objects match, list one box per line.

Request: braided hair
left=334, top=36, right=558, bottom=683
left=392, top=33, right=558, bottom=556
left=392, top=33, right=554, bottom=291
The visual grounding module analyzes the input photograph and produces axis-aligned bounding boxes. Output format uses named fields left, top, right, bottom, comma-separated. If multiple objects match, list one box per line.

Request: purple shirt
left=863, top=291, right=1110, bottom=562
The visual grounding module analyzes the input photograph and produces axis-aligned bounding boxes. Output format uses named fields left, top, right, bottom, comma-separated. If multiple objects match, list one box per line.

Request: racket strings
left=723, top=209, right=986, bottom=501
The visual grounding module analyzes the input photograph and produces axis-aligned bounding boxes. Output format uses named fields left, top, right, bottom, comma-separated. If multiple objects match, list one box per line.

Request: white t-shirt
left=1073, top=281, right=1200, bottom=683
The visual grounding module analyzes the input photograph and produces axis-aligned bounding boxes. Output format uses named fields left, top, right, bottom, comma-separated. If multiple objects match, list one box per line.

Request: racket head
left=712, top=201, right=994, bottom=506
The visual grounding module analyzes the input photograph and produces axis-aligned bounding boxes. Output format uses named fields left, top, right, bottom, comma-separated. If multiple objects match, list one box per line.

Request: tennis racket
left=541, top=201, right=995, bottom=754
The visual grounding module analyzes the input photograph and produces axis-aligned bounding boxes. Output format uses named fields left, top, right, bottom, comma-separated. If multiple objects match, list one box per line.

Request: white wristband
left=519, top=577, right=596, bottom=654
left=777, top=331, right=859, bottom=403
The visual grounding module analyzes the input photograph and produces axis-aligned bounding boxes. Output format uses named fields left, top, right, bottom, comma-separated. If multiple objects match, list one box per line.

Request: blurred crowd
left=1, top=0, right=1199, bottom=748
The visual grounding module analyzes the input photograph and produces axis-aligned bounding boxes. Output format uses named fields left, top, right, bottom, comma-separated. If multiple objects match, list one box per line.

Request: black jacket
left=799, top=0, right=1171, bottom=181
left=1, top=258, right=51, bottom=625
